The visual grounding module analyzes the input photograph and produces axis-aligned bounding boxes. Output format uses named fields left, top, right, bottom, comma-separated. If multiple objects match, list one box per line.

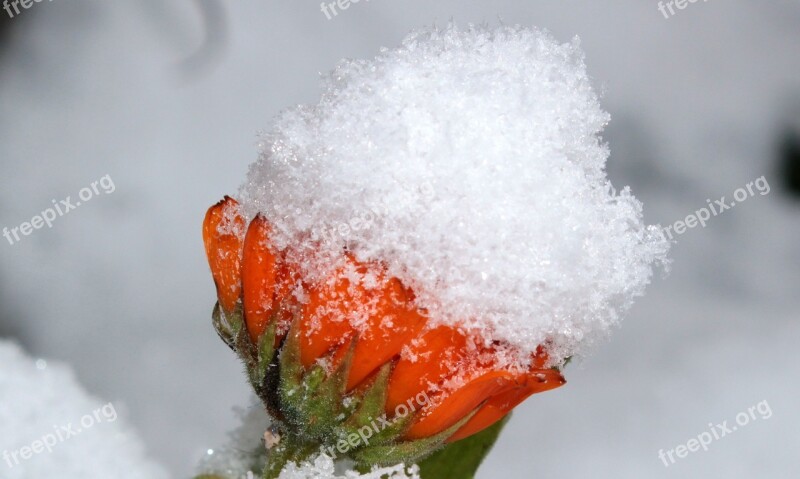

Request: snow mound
left=239, top=23, right=669, bottom=364
left=0, top=340, right=168, bottom=479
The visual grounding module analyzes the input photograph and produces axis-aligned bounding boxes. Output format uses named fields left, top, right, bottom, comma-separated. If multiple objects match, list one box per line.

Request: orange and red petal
left=402, top=370, right=516, bottom=440
left=242, top=215, right=278, bottom=343
left=203, top=197, right=245, bottom=312
left=298, top=260, right=359, bottom=369
left=298, top=257, right=428, bottom=390
left=386, top=326, right=470, bottom=413
left=446, top=368, right=565, bottom=443
left=345, top=279, right=427, bottom=390
left=271, top=257, right=303, bottom=340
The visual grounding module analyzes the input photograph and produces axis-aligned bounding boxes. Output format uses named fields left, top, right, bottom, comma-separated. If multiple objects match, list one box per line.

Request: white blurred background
left=1, top=1, right=798, bottom=477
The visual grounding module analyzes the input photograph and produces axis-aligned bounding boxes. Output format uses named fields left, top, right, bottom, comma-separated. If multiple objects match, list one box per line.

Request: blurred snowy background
left=0, top=0, right=798, bottom=477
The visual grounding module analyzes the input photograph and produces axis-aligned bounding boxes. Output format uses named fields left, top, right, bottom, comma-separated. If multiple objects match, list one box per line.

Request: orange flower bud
left=202, top=198, right=567, bottom=473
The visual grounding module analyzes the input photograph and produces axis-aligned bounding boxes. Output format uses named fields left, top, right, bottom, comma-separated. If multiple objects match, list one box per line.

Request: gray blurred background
left=1, top=0, right=798, bottom=477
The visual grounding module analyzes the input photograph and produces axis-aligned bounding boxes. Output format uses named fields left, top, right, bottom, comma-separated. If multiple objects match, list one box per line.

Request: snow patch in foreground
left=279, top=454, right=419, bottom=479
left=0, top=340, right=168, bottom=479
left=239, top=23, right=669, bottom=365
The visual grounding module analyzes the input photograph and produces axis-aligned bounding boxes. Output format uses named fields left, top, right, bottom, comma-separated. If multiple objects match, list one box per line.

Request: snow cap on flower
left=239, top=23, right=669, bottom=366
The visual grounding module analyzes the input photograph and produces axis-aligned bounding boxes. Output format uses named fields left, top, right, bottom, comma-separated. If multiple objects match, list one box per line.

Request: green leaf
left=416, top=415, right=510, bottom=479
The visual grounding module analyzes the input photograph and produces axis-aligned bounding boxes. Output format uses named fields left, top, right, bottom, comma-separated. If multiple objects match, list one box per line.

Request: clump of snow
left=279, top=454, right=419, bottom=479
left=239, top=23, right=669, bottom=365
left=0, top=340, right=168, bottom=479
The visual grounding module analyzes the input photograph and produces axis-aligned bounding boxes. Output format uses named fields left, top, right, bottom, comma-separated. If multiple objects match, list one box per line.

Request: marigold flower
left=202, top=199, right=565, bottom=476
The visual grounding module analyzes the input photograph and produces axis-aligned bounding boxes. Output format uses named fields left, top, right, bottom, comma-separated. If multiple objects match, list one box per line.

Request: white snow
left=239, top=24, right=669, bottom=365
left=0, top=340, right=168, bottom=479
left=279, top=454, right=420, bottom=479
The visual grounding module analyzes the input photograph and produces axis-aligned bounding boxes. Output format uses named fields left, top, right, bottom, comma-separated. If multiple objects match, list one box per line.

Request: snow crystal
left=239, top=23, right=669, bottom=365
left=0, top=340, right=168, bottom=479
left=278, top=454, right=419, bottom=479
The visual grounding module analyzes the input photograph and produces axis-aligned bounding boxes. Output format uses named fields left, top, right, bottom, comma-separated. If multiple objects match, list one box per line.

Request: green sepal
left=250, top=321, right=278, bottom=387
left=303, top=365, right=327, bottom=393
left=212, top=303, right=235, bottom=350
left=351, top=408, right=478, bottom=467
left=297, top=341, right=356, bottom=440
left=367, top=412, right=414, bottom=446
left=215, top=302, right=258, bottom=370
left=231, top=309, right=256, bottom=365
left=333, top=363, right=404, bottom=448
left=342, top=363, right=392, bottom=433
left=219, top=301, right=244, bottom=338
left=262, top=435, right=317, bottom=479
left=277, top=317, right=306, bottom=426
left=342, top=373, right=419, bottom=448
left=417, top=415, right=510, bottom=479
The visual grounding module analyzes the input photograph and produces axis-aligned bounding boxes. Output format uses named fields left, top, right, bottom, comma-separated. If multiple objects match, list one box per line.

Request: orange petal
left=298, top=259, right=359, bottom=369
left=242, top=215, right=278, bottom=343
left=345, top=278, right=427, bottom=390
left=531, top=345, right=550, bottom=369
left=446, top=368, right=565, bottom=442
left=402, top=370, right=516, bottom=440
left=203, top=197, right=245, bottom=312
left=386, top=326, right=470, bottom=414
left=299, top=257, right=426, bottom=390
left=272, top=257, right=303, bottom=340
